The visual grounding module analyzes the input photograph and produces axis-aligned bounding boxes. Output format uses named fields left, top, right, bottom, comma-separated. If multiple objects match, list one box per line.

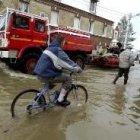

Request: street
left=0, top=61, right=140, bottom=140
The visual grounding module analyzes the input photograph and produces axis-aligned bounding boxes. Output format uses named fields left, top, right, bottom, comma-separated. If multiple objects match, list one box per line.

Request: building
left=111, top=25, right=120, bottom=48
left=0, top=0, right=115, bottom=48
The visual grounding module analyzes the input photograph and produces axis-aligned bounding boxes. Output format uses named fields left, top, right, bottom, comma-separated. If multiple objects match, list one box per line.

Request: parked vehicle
left=0, top=8, right=94, bottom=74
left=92, top=54, right=119, bottom=68
left=87, top=51, right=119, bottom=68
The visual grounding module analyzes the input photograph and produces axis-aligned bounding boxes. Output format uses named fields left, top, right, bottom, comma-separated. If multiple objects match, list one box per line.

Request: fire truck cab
left=0, top=8, right=94, bottom=74
left=0, top=8, right=48, bottom=73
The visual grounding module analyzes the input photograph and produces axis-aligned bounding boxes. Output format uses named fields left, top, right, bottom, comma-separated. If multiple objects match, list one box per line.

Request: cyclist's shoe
left=56, top=100, right=70, bottom=107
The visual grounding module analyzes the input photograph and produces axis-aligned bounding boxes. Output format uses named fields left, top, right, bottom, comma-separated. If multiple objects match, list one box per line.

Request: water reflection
left=1, top=62, right=140, bottom=140
left=1, top=106, right=87, bottom=140
left=111, top=85, right=126, bottom=114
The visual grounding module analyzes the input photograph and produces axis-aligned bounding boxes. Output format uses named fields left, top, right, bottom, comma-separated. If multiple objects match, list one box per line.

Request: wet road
left=0, top=62, right=140, bottom=140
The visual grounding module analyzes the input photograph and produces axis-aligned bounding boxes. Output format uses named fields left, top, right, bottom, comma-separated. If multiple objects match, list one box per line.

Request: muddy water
left=0, top=62, right=140, bottom=140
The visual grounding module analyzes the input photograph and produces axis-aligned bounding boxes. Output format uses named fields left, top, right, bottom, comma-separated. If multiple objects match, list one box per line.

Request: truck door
left=10, top=14, right=32, bottom=50
left=33, top=19, right=47, bottom=47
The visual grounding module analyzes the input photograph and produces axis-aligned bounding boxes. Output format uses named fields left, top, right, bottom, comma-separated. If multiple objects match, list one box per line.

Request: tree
left=117, top=14, right=136, bottom=46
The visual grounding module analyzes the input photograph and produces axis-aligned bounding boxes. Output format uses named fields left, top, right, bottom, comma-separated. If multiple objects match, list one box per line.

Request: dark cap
left=117, top=42, right=122, bottom=48
left=55, top=33, right=65, bottom=44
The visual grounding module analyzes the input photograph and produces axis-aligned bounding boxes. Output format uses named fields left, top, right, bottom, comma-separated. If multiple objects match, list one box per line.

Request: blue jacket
left=34, top=39, right=80, bottom=79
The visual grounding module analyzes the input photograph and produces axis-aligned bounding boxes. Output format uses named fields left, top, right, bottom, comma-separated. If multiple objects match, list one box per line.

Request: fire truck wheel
left=22, top=53, right=40, bottom=74
left=75, top=56, right=85, bottom=69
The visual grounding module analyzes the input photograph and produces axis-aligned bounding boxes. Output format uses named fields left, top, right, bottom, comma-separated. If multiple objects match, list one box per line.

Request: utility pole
left=124, top=13, right=140, bottom=48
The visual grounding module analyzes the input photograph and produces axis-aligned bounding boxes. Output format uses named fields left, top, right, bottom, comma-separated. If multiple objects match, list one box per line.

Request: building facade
left=0, top=0, right=115, bottom=47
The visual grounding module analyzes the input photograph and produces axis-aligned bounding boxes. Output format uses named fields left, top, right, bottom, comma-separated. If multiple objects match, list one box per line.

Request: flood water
left=0, top=61, right=140, bottom=140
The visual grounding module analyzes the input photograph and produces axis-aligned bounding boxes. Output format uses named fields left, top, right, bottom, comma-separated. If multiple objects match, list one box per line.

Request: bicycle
left=10, top=73, right=88, bottom=118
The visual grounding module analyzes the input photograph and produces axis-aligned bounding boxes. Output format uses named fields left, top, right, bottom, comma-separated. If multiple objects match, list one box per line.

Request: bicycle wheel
left=11, top=89, right=46, bottom=118
left=65, top=85, right=88, bottom=106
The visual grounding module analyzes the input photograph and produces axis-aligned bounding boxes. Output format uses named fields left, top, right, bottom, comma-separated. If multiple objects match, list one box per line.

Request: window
left=13, top=16, right=29, bottom=30
left=18, top=1, right=29, bottom=12
left=89, top=20, right=94, bottom=34
left=50, top=11, right=58, bottom=25
left=0, top=14, right=6, bottom=30
left=35, top=20, right=45, bottom=32
left=103, top=23, right=108, bottom=36
left=90, top=0, right=97, bottom=13
left=114, top=31, right=118, bottom=39
left=74, top=17, right=80, bottom=29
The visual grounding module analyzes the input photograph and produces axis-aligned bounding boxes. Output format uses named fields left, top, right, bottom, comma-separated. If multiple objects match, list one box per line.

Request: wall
left=0, top=0, right=17, bottom=10
left=30, top=1, right=51, bottom=19
left=59, top=10, right=74, bottom=27
left=94, top=20, right=104, bottom=36
left=0, top=0, right=114, bottom=47
left=80, top=16, right=90, bottom=31
left=61, top=0, right=90, bottom=12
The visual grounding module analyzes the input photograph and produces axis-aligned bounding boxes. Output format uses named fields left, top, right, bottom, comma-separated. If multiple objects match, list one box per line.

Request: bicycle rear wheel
left=11, top=89, right=46, bottom=118
left=65, top=85, right=88, bottom=106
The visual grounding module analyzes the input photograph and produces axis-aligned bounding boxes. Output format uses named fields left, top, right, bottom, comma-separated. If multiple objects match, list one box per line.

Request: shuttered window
left=50, top=11, right=59, bottom=25
left=74, top=17, right=80, bottom=29
left=89, top=21, right=94, bottom=34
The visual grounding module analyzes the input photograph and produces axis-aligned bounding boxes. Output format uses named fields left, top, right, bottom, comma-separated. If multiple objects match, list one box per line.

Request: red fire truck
left=0, top=8, right=94, bottom=73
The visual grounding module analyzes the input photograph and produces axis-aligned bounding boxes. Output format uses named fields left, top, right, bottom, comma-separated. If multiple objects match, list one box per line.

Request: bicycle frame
left=11, top=73, right=88, bottom=117
left=32, top=73, right=78, bottom=106
left=31, top=82, right=57, bottom=109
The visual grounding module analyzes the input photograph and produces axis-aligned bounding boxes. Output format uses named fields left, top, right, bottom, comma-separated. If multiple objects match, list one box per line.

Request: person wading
left=113, top=46, right=135, bottom=85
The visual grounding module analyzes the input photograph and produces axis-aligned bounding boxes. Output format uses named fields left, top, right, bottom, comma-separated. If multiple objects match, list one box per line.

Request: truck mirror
left=12, top=12, right=16, bottom=17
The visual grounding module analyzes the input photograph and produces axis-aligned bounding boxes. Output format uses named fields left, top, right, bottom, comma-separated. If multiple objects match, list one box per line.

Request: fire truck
left=0, top=8, right=94, bottom=74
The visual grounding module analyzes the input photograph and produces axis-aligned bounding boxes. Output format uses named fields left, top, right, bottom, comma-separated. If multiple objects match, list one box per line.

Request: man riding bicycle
left=34, top=34, right=82, bottom=107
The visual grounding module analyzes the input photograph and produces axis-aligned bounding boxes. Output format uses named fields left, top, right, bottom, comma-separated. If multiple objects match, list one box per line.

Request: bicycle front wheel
left=11, top=89, right=46, bottom=118
left=65, top=85, right=88, bottom=106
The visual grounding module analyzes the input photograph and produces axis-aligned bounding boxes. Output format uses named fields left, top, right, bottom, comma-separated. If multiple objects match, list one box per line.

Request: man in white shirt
left=113, top=46, right=135, bottom=85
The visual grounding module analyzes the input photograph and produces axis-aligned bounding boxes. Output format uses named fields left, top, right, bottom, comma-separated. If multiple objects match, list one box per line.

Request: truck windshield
left=0, top=14, right=6, bottom=31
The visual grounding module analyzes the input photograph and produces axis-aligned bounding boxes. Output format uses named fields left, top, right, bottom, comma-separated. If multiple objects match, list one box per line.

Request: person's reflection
left=112, top=85, right=126, bottom=114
